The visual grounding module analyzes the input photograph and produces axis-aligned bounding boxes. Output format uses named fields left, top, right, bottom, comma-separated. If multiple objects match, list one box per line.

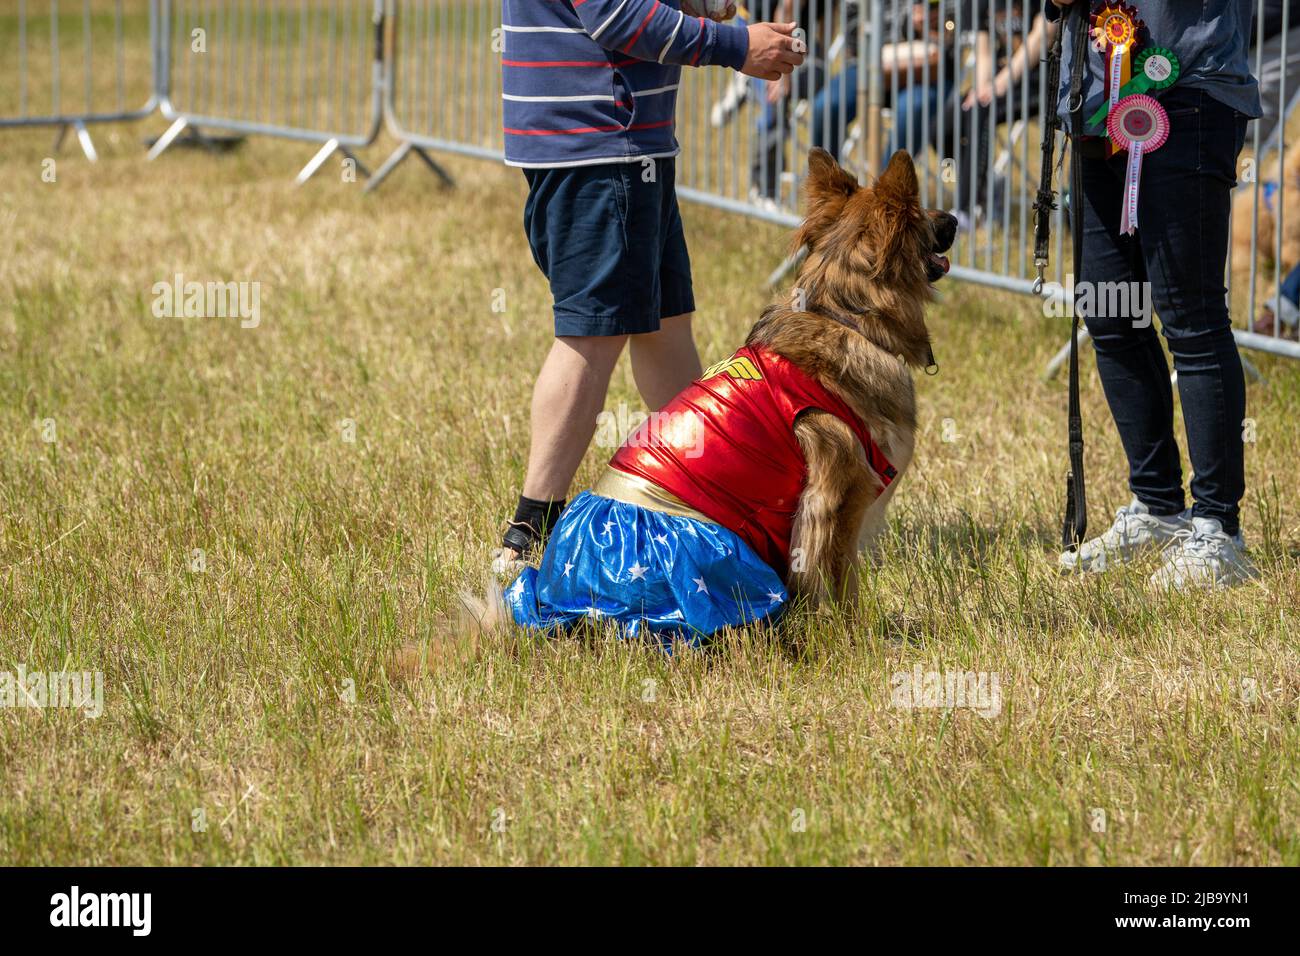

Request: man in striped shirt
left=496, top=1, right=806, bottom=567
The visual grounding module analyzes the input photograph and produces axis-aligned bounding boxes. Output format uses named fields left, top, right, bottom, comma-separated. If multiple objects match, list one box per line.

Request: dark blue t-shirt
left=1045, top=0, right=1264, bottom=132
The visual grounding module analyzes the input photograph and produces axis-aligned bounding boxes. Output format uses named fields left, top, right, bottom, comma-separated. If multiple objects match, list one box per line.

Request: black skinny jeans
left=1077, top=87, right=1249, bottom=534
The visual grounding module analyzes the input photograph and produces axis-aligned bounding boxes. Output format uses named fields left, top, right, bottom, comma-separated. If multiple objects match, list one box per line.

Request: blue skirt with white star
left=505, top=491, right=788, bottom=647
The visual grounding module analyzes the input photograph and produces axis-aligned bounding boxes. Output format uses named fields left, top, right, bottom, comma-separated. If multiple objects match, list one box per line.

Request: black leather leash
left=1032, top=4, right=1066, bottom=293
left=1061, top=1, right=1090, bottom=551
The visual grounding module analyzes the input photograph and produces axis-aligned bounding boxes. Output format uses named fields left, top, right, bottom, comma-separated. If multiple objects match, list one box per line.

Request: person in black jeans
left=1049, top=0, right=1263, bottom=589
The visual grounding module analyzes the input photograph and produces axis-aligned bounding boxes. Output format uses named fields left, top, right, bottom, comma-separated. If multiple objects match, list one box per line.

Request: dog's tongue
left=933, top=253, right=950, bottom=274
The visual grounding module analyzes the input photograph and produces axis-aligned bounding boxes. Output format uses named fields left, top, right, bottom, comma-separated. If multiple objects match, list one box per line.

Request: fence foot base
left=295, top=139, right=342, bottom=186
left=339, top=146, right=372, bottom=181
left=295, top=141, right=373, bottom=186
left=53, top=121, right=99, bottom=162
left=363, top=141, right=454, bottom=194
left=147, top=118, right=190, bottom=161
left=145, top=122, right=244, bottom=156
left=73, top=122, right=99, bottom=162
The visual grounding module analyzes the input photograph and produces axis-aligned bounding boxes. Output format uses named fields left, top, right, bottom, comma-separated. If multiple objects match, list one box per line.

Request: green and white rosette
left=1089, top=47, right=1180, bottom=128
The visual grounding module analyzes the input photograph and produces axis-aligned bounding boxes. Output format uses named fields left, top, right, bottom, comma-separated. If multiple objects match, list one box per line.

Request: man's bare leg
left=497, top=334, right=627, bottom=564
left=628, top=313, right=703, bottom=411
left=521, top=334, right=628, bottom=499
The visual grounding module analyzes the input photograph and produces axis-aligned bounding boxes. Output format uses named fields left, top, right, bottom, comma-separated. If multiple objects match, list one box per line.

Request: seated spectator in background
left=749, top=0, right=944, bottom=205
left=943, top=4, right=1050, bottom=227
left=747, top=0, right=825, bottom=205
left=875, top=0, right=1043, bottom=227
left=748, top=0, right=838, bottom=205
left=1254, top=260, right=1300, bottom=339
left=1230, top=2, right=1300, bottom=288
left=804, top=0, right=958, bottom=174
left=882, top=1, right=960, bottom=165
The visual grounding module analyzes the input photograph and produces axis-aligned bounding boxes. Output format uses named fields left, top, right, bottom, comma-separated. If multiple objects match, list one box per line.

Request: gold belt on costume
left=592, top=468, right=717, bottom=524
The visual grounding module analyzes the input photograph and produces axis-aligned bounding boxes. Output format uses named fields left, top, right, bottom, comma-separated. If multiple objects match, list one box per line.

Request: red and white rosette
left=1107, top=94, right=1170, bottom=235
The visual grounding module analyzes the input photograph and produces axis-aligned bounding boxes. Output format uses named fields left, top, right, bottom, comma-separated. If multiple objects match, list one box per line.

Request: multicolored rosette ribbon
left=1090, top=2, right=1144, bottom=147
left=1107, top=94, right=1170, bottom=235
left=1088, top=46, right=1180, bottom=128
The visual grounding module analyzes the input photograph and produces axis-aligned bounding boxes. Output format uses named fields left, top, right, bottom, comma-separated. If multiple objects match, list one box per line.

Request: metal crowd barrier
left=0, top=0, right=161, bottom=161
left=364, top=0, right=495, bottom=192
left=367, top=1, right=1071, bottom=297
left=373, top=0, right=1299, bottom=363
left=2, top=1, right=1297, bottom=362
left=148, top=0, right=387, bottom=184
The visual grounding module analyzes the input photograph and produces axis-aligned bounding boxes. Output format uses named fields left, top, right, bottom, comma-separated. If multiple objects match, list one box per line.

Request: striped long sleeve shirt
left=502, top=1, right=750, bottom=168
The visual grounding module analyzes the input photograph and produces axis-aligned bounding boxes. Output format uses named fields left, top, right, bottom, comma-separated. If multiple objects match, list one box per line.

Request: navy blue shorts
left=522, top=158, right=695, bottom=337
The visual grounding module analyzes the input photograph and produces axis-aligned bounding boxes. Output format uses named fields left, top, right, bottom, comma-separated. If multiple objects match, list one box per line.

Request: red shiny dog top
left=608, top=345, right=896, bottom=576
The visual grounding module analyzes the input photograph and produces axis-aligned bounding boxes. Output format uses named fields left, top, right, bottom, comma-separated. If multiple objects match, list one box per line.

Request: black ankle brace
left=502, top=495, right=567, bottom=554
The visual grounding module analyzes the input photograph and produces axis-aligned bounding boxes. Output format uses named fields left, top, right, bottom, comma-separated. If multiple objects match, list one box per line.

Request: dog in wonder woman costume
left=398, top=149, right=956, bottom=667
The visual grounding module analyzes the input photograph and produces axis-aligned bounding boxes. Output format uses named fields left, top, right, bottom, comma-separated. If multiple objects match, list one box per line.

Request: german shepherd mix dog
left=399, top=149, right=956, bottom=669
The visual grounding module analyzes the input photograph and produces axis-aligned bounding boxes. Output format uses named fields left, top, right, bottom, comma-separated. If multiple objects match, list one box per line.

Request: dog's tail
left=391, top=577, right=510, bottom=679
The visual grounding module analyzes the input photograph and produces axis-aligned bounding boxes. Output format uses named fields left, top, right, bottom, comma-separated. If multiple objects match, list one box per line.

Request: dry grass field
left=1, top=6, right=1298, bottom=866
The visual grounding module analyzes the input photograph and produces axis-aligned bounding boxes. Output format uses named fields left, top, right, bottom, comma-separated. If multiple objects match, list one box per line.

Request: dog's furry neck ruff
left=815, top=303, right=938, bottom=374
left=793, top=247, right=935, bottom=369
left=746, top=300, right=920, bottom=433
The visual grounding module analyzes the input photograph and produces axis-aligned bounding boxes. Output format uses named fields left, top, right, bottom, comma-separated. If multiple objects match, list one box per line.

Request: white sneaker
left=1058, top=497, right=1191, bottom=574
left=1149, top=516, right=1259, bottom=591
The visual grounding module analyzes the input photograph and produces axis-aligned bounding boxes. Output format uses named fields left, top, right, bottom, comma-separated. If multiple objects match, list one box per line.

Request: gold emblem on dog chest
left=703, top=354, right=763, bottom=382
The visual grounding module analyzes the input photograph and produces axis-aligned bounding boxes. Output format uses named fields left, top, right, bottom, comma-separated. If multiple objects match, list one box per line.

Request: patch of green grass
left=0, top=102, right=1297, bottom=865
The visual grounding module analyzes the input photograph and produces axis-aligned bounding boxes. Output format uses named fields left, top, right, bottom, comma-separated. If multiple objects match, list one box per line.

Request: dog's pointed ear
left=806, top=147, right=859, bottom=202
left=796, top=148, right=859, bottom=251
left=875, top=150, right=919, bottom=202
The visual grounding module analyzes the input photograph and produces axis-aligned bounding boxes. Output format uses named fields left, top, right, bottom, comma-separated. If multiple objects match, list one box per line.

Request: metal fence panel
left=0, top=0, right=161, bottom=159
left=365, top=0, right=499, bottom=190
left=2, top=0, right=1297, bottom=361
left=375, top=0, right=1292, bottom=362
left=149, top=0, right=386, bottom=182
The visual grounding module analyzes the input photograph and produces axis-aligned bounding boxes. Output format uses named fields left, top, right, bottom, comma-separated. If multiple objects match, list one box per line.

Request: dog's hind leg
left=855, top=427, right=913, bottom=563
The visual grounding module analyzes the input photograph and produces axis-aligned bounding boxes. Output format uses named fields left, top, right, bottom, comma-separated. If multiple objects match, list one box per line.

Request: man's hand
left=742, top=22, right=806, bottom=81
